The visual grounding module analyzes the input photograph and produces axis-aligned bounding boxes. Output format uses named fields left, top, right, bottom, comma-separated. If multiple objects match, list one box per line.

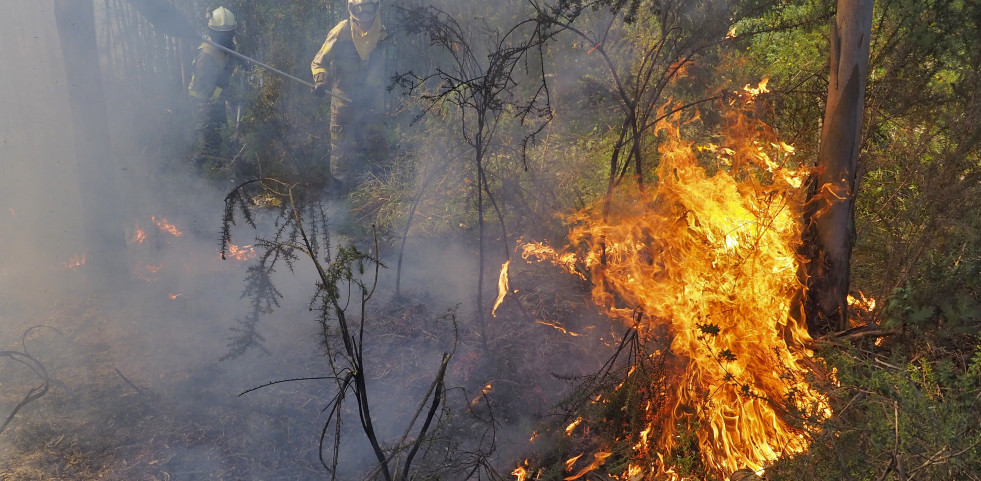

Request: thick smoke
left=0, top=2, right=332, bottom=478
left=0, top=1, right=617, bottom=480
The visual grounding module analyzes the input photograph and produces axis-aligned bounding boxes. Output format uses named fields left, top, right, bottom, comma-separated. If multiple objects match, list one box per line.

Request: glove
left=312, top=72, right=328, bottom=97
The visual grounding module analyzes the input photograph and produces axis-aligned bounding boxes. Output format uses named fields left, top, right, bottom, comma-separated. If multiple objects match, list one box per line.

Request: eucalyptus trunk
left=800, top=0, right=874, bottom=334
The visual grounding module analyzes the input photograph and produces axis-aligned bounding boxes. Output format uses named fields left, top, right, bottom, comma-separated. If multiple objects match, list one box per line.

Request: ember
left=136, top=263, right=162, bottom=282
left=62, top=253, right=86, bottom=270
left=132, top=226, right=148, bottom=245
left=152, top=216, right=182, bottom=237
left=536, top=320, right=582, bottom=337
left=222, top=243, right=256, bottom=261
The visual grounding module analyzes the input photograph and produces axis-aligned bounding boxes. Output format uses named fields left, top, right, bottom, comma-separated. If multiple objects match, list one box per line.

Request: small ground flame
left=512, top=460, right=530, bottom=481
left=136, top=263, right=162, bottom=282
left=152, top=216, right=182, bottom=237
left=222, top=244, right=256, bottom=261
left=470, top=383, right=493, bottom=408
left=536, top=320, right=583, bottom=337
left=62, top=254, right=86, bottom=270
left=564, top=451, right=611, bottom=481
left=133, top=227, right=148, bottom=244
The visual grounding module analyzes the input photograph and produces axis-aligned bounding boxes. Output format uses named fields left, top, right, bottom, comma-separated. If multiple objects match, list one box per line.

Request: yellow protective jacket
left=188, top=42, right=233, bottom=101
left=310, top=18, right=388, bottom=111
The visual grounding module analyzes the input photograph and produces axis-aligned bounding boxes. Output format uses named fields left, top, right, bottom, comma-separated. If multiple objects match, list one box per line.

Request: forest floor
left=0, top=219, right=620, bottom=480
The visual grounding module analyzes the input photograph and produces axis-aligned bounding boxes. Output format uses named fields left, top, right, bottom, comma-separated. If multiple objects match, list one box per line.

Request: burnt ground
left=0, top=246, right=621, bottom=481
left=0, top=288, right=329, bottom=481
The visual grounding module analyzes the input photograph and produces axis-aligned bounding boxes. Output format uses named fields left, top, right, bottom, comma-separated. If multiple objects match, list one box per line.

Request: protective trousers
left=329, top=98, right=386, bottom=190
left=195, top=99, right=227, bottom=166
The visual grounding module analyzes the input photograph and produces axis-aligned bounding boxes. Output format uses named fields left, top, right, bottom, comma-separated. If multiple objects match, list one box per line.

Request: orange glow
left=492, top=259, right=511, bottom=317
left=152, top=216, right=183, bottom=237
left=523, top=90, right=828, bottom=477
left=536, top=320, right=582, bottom=337
left=136, top=263, right=161, bottom=282
left=470, top=383, right=493, bottom=407
left=168, top=293, right=182, bottom=300
left=223, top=244, right=256, bottom=261
left=63, top=254, right=86, bottom=270
left=134, top=227, right=148, bottom=244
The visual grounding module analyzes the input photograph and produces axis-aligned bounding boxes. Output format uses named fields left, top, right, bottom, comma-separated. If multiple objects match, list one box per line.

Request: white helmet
left=208, top=6, right=236, bottom=32
left=348, top=0, right=380, bottom=23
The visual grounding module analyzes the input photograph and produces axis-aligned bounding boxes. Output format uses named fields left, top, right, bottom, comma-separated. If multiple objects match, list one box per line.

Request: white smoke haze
left=0, top=1, right=620, bottom=480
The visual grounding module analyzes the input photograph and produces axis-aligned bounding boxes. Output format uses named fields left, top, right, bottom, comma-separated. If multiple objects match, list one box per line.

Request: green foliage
left=768, top=343, right=981, bottom=480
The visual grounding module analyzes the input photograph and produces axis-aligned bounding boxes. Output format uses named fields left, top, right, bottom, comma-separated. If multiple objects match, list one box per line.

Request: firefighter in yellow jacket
left=188, top=6, right=237, bottom=169
left=311, top=0, right=388, bottom=193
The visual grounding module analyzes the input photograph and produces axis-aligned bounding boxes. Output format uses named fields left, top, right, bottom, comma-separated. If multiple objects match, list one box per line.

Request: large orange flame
left=523, top=94, right=827, bottom=477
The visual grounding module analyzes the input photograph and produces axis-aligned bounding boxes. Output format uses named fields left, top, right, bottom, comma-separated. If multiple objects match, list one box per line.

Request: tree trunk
left=800, top=0, right=874, bottom=335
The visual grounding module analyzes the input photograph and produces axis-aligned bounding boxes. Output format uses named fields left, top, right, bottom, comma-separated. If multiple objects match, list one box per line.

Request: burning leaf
left=697, top=323, right=721, bottom=337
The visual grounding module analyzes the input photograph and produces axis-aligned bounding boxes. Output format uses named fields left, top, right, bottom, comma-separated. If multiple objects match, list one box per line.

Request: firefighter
left=188, top=6, right=237, bottom=170
left=311, top=0, right=389, bottom=194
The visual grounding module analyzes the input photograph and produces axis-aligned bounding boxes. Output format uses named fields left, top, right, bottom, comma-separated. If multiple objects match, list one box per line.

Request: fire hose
left=124, top=0, right=350, bottom=102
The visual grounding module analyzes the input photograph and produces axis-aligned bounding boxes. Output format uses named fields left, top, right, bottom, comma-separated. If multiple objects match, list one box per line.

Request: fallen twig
left=0, top=350, right=50, bottom=436
left=114, top=368, right=145, bottom=394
